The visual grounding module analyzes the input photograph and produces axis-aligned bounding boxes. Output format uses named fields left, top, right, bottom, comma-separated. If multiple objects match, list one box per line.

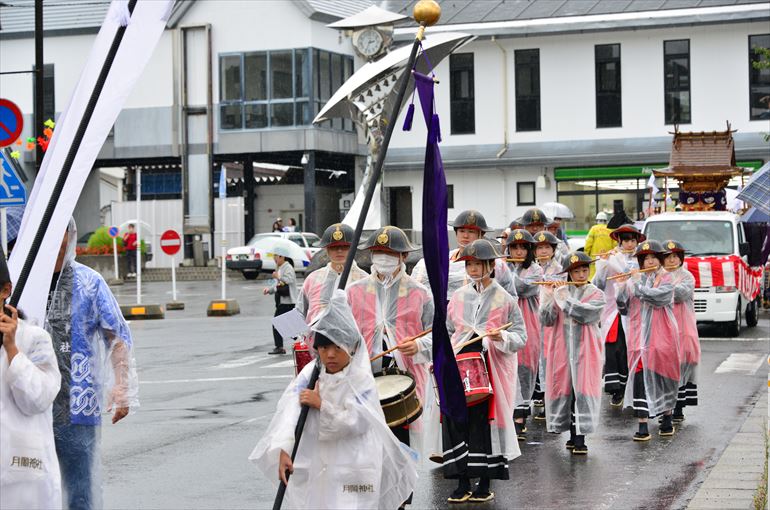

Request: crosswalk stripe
left=714, top=353, right=764, bottom=374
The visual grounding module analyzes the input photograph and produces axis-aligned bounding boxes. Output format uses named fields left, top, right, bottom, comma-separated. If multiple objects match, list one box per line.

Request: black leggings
left=272, top=303, right=294, bottom=348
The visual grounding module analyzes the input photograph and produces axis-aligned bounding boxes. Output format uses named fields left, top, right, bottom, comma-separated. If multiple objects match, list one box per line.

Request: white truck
left=642, top=211, right=760, bottom=336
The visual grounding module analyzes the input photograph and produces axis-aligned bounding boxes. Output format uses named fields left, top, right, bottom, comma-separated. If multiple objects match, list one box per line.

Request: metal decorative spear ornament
left=271, top=2, right=453, bottom=509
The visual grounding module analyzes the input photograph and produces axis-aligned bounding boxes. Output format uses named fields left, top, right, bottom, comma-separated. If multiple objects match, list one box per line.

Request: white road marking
left=265, top=359, right=295, bottom=368
left=699, top=337, right=764, bottom=342
left=214, top=355, right=266, bottom=369
left=715, top=353, right=765, bottom=375
left=141, top=375, right=292, bottom=385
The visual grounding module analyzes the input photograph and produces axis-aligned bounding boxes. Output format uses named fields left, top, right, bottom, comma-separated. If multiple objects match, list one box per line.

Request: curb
left=688, top=392, right=768, bottom=509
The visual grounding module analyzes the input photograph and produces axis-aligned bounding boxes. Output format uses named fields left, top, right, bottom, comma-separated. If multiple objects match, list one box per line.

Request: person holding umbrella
left=122, top=223, right=137, bottom=278
left=263, top=245, right=299, bottom=355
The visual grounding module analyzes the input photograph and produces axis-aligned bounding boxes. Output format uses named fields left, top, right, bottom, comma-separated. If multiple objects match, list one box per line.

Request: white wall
left=389, top=21, right=770, bottom=150
left=384, top=166, right=557, bottom=231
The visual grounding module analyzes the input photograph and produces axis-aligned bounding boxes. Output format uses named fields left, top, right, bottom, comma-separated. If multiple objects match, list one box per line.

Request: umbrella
left=256, top=237, right=310, bottom=263
left=314, top=31, right=474, bottom=124
left=540, top=202, right=574, bottom=220
left=118, top=219, right=153, bottom=235
left=737, top=162, right=770, bottom=216
left=741, top=206, right=770, bottom=223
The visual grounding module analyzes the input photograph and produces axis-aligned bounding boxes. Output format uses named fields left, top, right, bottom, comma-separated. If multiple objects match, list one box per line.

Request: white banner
left=9, top=0, right=173, bottom=323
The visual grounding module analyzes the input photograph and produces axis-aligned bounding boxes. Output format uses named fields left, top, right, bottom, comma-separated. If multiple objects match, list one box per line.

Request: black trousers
left=272, top=303, right=294, bottom=348
left=632, top=371, right=650, bottom=418
left=604, top=318, right=628, bottom=395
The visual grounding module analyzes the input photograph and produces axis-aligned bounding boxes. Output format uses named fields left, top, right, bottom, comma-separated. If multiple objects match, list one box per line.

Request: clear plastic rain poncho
left=296, top=262, right=368, bottom=327
left=506, top=262, right=543, bottom=407
left=537, top=256, right=566, bottom=388
left=668, top=266, right=700, bottom=397
left=540, top=283, right=606, bottom=435
left=249, top=290, right=418, bottom=510
left=1, top=320, right=62, bottom=510
left=592, top=249, right=638, bottom=344
left=412, top=248, right=513, bottom=301
left=46, top=219, right=138, bottom=429
left=346, top=263, right=433, bottom=451
left=434, top=278, right=527, bottom=463
left=617, top=270, right=681, bottom=416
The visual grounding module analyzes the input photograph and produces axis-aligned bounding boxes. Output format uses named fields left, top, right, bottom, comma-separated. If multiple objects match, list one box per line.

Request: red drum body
left=293, top=341, right=312, bottom=376
left=456, top=352, right=493, bottom=405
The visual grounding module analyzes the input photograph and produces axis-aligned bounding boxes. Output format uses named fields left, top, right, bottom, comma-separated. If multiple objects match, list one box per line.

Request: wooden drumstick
left=370, top=328, right=433, bottom=362
left=607, top=266, right=657, bottom=281
left=454, top=322, right=514, bottom=352
left=533, top=281, right=588, bottom=286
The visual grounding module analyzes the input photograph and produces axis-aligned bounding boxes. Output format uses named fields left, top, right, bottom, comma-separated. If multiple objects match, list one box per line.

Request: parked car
left=226, top=231, right=322, bottom=279
left=643, top=211, right=759, bottom=336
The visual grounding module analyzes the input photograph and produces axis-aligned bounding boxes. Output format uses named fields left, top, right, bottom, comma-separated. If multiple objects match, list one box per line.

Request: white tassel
left=109, top=0, right=132, bottom=27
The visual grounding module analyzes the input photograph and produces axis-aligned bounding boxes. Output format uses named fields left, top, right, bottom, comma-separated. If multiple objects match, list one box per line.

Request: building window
left=664, top=39, right=691, bottom=124
left=447, top=184, right=454, bottom=208
left=514, top=49, right=541, bottom=131
left=449, top=53, right=475, bottom=134
left=517, top=181, right=536, bottom=206
left=595, top=44, right=622, bottom=128
left=749, top=34, right=770, bottom=121
left=220, top=48, right=352, bottom=131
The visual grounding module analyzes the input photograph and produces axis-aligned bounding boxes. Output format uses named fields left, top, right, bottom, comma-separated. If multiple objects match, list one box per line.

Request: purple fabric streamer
left=413, top=71, right=467, bottom=423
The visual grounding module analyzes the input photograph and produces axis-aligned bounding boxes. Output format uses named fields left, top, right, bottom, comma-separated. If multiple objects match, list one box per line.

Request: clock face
left=356, top=28, right=384, bottom=57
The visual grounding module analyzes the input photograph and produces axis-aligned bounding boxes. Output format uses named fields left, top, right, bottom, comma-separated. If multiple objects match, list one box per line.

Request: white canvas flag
left=9, top=0, right=174, bottom=323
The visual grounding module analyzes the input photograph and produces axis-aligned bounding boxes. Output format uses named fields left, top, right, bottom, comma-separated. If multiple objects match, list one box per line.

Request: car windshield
left=305, top=234, right=321, bottom=247
left=644, top=220, right=734, bottom=256
left=247, top=233, right=280, bottom=246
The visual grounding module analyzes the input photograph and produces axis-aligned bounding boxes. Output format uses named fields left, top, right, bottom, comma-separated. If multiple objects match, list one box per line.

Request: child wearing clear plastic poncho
left=0, top=249, right=62, bottom=510
left=505, top=229, right=544, bottom=441
left=436, top=239, right=526, bottom=504
left=540, top=252, right=606, bottom=455
left=592, top=224, right=644, bottom=408
left=250, top=290, right=418, bottom=510
left=661, top=240, right=700, bottom=423
left=615, top=240, right=681, bottom=441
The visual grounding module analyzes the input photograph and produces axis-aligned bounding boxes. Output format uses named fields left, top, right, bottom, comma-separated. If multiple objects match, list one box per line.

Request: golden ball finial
left=413, top=0, right=441, bottom=27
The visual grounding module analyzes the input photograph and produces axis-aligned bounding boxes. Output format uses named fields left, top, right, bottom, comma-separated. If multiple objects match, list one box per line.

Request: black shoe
left=468, top=490, right=495, bottom=503
left=565, top=439, right=575, bottom=450
left=447, top=489, right=472, bottom=503
left=532, top=399, right=545, bottom=408
left=534, top=410, right=546, bottom=421
left=610, top=393, right=624, bottom=407
left=672, top=413, right=685, bottom=423
left=268, top=347, right=286, bottom=355
left=515, top=421, right=526, bottom=441
left=633, top=432, right=652, bottom=441
left=572, top=443, right=588, bottom=455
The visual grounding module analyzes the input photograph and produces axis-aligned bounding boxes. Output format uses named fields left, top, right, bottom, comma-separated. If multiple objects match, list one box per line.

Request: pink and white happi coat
left=592, top=249, right=638, bottom=343
left=444, top=280, right=527, bottom=462
left=296, top=262, right=368, bottom=327
left=669, top=267, right=700, bottom=388
left=540, top=283, right=605, bottom=435
left=617, top=270, right=681, bottom=416
left=507, top=262, right=544, bottom=406
left=346, top=266, right=433, bottom=446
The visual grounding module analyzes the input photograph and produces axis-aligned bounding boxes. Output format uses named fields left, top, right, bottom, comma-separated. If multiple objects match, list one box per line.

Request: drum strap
left=486, top=351, right=497, bottom=422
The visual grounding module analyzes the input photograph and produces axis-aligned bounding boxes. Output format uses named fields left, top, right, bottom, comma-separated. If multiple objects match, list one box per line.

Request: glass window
left=318, top=50, right=331, bottom=102
left=515, top=49, right=541, bottom=132
left=288, top=235, right=304, bottom=246
left=447, top=184, right=454, bottom=208
left=41, top=63, right=55, bottom=122
left=644, top=221, right=734, bottom=256
left=517, top=182, right=536, bottom=206
left=220, top=104, right=242, bottom=130
left=271, top=51, right=293, bottom=99
left=749, top=34, right=770, bottom=121
left=220, top=55, right=242, bottom=101
left=450, top=53, right=475, bottom=134
left=244, top=53, right=267, bottom=101
left=664, top=39, right=691, bottom=124
left=595, top=44, right=622, bottom=128
left=295, top=49, right=309, bottom=98
left=271, top=103, right=294, bottom=127
left=244, top=103, right=267, bottom=129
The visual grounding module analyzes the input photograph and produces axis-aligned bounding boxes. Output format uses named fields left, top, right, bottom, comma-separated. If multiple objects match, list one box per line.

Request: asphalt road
left=102, top=279, right=768, bottom=510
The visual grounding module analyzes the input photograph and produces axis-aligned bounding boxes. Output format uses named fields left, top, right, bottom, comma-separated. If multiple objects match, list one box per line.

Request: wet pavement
left=102, top=280, right=768, bottom=509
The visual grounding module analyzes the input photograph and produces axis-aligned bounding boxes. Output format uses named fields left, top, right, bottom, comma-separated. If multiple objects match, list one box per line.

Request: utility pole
left=34, top=0, right=44, bottom=174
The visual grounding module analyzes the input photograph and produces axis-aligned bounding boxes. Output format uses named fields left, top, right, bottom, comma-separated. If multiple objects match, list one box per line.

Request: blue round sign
left=108, top=226, right=119, bottom=238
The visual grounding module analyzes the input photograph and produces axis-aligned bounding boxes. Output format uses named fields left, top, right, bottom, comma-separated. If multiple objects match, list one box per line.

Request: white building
left=382, top=0, right=770, bottom=233
left=1, top=0, right=768, bottom=251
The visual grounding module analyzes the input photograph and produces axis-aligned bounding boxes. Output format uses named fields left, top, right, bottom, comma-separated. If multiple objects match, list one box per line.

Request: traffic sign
left=0, top=99, right=24, bottom=148
left=160, top=229, right=181, bottom=256
left=108, top=226, right=119, bottom=238
left=0, top=150, right=27, bottom=207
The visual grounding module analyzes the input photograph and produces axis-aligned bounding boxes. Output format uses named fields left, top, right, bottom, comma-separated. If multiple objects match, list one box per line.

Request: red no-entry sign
left=160, top=229, right=181, bottom=256
left=0, top=99, right=24, bottom=148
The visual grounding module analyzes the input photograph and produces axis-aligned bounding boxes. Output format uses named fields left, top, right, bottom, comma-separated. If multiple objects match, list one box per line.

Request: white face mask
left=371, top=253, right=401, bottom=276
